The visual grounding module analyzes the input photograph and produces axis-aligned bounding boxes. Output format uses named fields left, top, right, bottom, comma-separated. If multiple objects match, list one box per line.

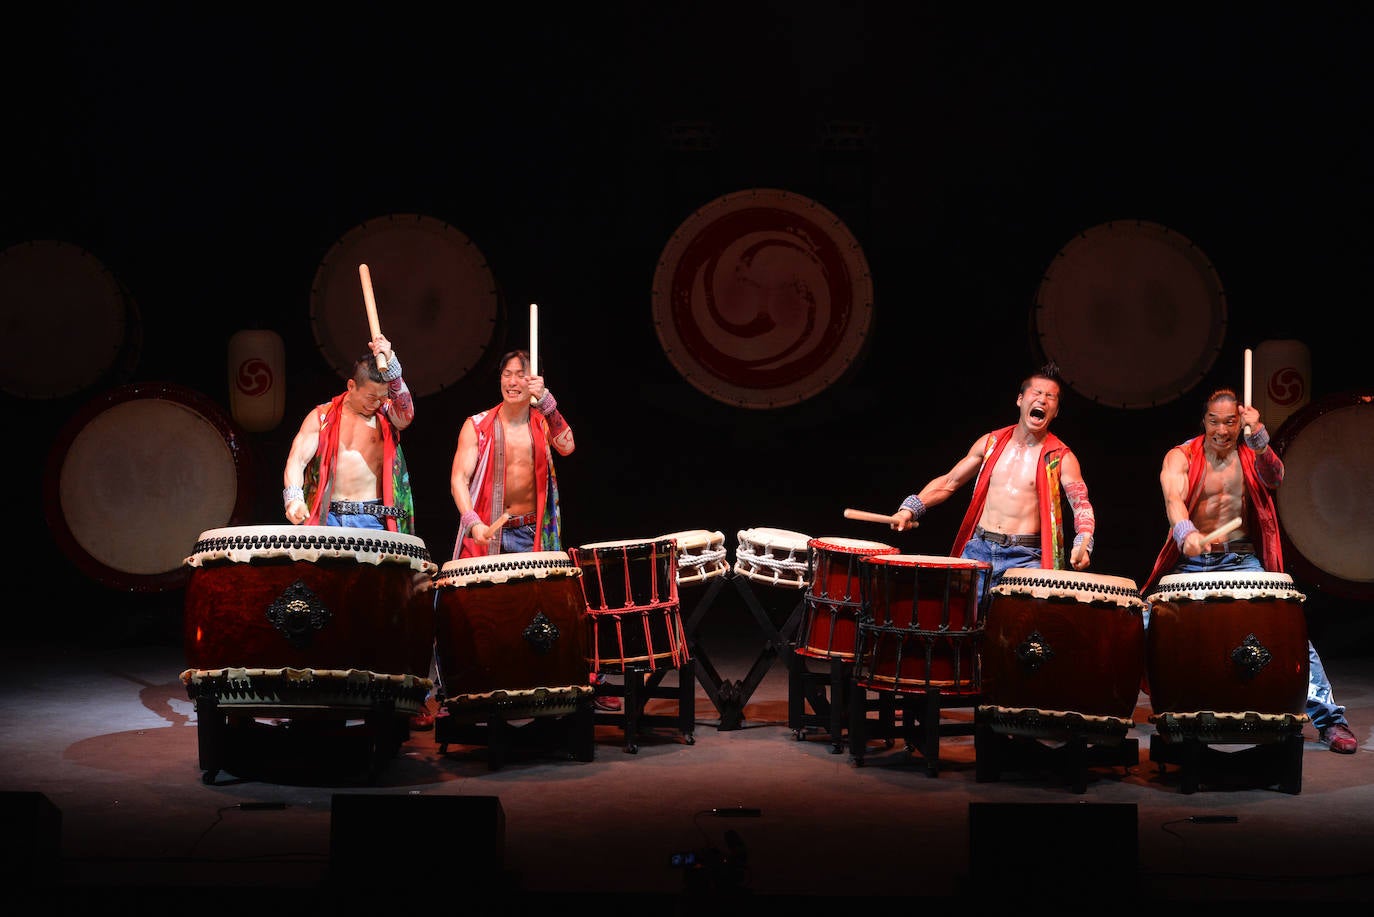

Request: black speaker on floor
left=0, top=791, right=61, bottom=886
left=968, top=802, right=1137, bottom=896
left=330, top=794, right=505, bottom=886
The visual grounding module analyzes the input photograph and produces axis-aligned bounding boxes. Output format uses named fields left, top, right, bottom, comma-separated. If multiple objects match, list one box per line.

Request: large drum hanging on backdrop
left=311, top=213, right=502, bottom=397
left=855, top=554, right=991, bottom=697
left=1033, top=220, right=1226, bottom=408
left=983, top=569, right=1146, bottom=718
left=797, top=536, right=899, bottom=662
left=181, top=525, right=438, bottom=717
left=569, top=538, right=690, bottom=674
left=434, top=552, right=591, bottom=713
left=1144, top=572, right=1309, bottom=716
left=0, top=240, right=142, bottom=400
left=1273, top=393, right=1374, bottom=600
left=651, top=188, right=874, bottom=409
left=44, top=383, right=252, bottom=592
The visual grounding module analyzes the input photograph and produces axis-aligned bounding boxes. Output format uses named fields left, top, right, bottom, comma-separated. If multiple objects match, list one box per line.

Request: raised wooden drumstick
left=491, top=512, right=510, bottom=531
left=1201, top=517, right=1242, bottom=545
left=1243, top=347, right=1253, bottom=436
left=358, top=263, right=388, bottom=371
left=529, top=302, right=539, bottom=405
left=844, top=508, right=911, bottom=526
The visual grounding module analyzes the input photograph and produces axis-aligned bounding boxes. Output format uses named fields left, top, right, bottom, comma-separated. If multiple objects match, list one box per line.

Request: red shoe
left=593, top=694, right=622, bottom=712
left=1320, top=723, right=1358, bottom=754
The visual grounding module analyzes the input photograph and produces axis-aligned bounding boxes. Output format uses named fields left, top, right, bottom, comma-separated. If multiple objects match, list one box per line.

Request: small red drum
left=983, top=569, right=1146, bottom=718
left=1145, top=572, right=1309, bottom=716
left=854, top=554, right=991, bottom=696
left=569, top=538, right=690, bottom=674
left=433, top=552, right=590, bottom=700
left=659, top=529, right=729, bottom=586
left=733, top=527, right=812, bottom=589
left=797, top=536, right=899, bottom=662
left=181, top=525, right=438, bottom=717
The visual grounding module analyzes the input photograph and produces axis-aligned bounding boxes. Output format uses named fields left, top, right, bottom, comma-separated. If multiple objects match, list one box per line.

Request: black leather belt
left=329, top=501, right=406, bottom=518
left=973, top=525, right=1039, bottom=548
left=503, top=511, right=538, bottom=528
left=1207, top=541, right=1256, bottom=555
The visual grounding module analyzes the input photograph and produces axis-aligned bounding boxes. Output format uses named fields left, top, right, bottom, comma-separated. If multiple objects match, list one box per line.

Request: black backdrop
left=10, top=4, right=1371, bottom=648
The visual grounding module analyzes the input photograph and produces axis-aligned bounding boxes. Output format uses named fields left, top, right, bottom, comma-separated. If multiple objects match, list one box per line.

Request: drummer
left=282, top=335, right=416, bottom=533
left=447, top=349, right=617, bottom=709
left=1141, top=388, right=1358, bottom=755
left=888, top=362, right=1095, bottom=602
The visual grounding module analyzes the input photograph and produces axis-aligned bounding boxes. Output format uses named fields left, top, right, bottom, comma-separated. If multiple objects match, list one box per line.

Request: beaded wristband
left=461, top=509, right=482, bottom=531
left=900, top=494, right=926, bottom=520
left=283, top=485, right=304, bottom=508
left=1244, top=425, right=1269, bottom=451
left=379, top=353, right=403, bottom=382
left=1171, top=519, right=1198, bottom=551
left=536, top=390, right=557, bottom=415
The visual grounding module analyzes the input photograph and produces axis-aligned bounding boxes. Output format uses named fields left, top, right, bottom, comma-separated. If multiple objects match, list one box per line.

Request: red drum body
left=983, top=569, right=1146, bottom=718
left=659, top=529, right=729, bottom=585
left=798, top=537, right=899, bottom=661
left=1145, top=572, right=1309, bottom=716
left=570, top=538, right=689, bottom=673
left=434, top=552, right=589, bottom=698
left=181, top=525, right=437, bottom=715
left=855, top=554, right=990, bottom=696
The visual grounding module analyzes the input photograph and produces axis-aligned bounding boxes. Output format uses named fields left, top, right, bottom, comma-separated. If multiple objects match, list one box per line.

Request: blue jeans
left=500, top=523, right=536, bottom=553
left=958, top=535, right=1041, bottom=613
left=325, top=510, right=384, bottom=530
left=1155, top=551, right=1347, bottom=730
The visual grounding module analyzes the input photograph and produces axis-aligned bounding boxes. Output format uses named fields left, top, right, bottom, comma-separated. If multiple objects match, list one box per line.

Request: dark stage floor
left=4, top=575, right=1374, bottom=911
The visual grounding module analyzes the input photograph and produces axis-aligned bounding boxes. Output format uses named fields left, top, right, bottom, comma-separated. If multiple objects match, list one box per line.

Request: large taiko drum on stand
left=1144, top=572, right=1309, bottom=716
left=570, top=538, right=690, bottom=674
left=180, top=525, right=438, bottom=719
left=433, top=552, right=591, bottom=718
left=798, top=537, right=899, bottom=662
left=854, top=554, right=990, bottom=697
left=983, top=569, right=1146, bottom=718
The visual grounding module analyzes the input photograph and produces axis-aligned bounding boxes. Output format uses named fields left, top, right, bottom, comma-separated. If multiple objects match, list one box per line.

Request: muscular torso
left=1189, top=449, right=1249, bottom=540
left=500, top=416, right=536, bottom=515
left=327, top=408, right=386, bottom=501
left=979, top=438, right=1046, bottom=534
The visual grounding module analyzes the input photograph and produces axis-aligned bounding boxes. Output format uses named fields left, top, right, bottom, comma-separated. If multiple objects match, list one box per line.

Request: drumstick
left=529, top=302, right=539, bottom=404
left=1201, top=517, right=1242, bottom=545
left=844, top=508, right=910, bottom=527
left=1243, top=347, right=1253, bottom=435
left=358, top=263, right=389, bottom=371
left=491, top=512, right=510, bottom=531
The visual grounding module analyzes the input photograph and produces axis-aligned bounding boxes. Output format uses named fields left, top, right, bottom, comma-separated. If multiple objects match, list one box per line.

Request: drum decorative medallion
left=311, top=213, right=500, bottom=397
left=1033, top=220, right=1227, bottom=408
left=651, top=188, right=873, bottom=409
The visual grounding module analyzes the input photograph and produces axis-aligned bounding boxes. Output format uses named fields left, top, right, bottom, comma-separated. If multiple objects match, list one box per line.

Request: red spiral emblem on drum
left=235, top=358, right=274, bottom=397
left=1267, top=366, right=1305, bottom=407
left=653, top=189, right=873, bottom=409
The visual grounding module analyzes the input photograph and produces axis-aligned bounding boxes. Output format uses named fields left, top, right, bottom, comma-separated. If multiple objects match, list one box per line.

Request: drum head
left=739, top=527, right=812, bottom=552
left=651, top=188, right=874, bottom=409
left=45, top=384, right=252, bottom=591
left=809, top=536, right=897, bottom=555
left=865, top=553, right=989, bottom=569
left=1149, top=571, right=1303, bottom=603
left=1033, top=220, right=1226, bottom=408
left=311, top=213, right=501, bottom=397
left=0, top=240, right=142, bottom=399
left=992, top=568, right=1144, bottom=606
left=1274, top=393, right=1374, bottom=599
left=438, top=550, right=578, bottom=586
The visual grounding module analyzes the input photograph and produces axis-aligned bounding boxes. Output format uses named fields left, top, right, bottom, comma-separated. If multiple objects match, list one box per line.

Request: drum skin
left=798, top=537, right=899, bottom=661
left=855, top=554, right=990, bottom=696
left=982, top=570, right=1145, bottom=718
left=434, top=553, right=589, bottom=697
left=183, top=526, right=436, bottom=680
left=1145, top=573, right=1309, bottom=716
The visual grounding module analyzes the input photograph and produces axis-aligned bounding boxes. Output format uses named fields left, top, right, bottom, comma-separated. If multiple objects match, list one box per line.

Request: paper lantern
left=228, top=329, right=285, bottom=432
left=1253, top=339, right=1310, bottom=434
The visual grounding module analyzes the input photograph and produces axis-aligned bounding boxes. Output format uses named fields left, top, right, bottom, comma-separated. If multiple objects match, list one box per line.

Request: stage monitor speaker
left=968, top=802, right=1137, bottom=895
left=0, top=791, right=61, bottom=886
left=330, top=794, right=504, bottom=886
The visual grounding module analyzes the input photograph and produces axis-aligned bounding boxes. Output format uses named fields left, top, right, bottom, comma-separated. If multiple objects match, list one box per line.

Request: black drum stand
left=974, top=706, right=1139, bottom=793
